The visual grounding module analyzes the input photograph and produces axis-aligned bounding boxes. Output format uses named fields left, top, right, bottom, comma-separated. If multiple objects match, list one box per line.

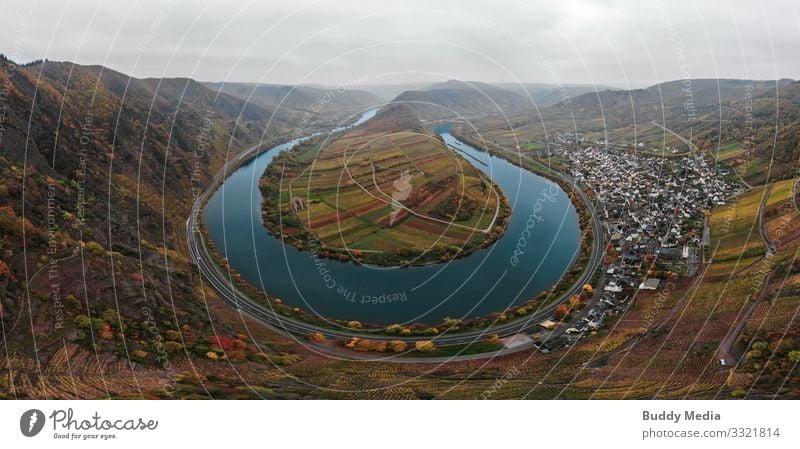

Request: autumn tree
left=415, top=340, right=436, bottom=352
left=0, top=260, right=14, bottom=281
left=307, top=332, right=326, bottom=343
left=388, top=340, right=407, bottom=352
left=554, top=304, right=570, bottom=321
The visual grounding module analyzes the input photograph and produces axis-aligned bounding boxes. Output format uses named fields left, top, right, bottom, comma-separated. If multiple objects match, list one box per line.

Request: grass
left=736, top=157, right=770, bottom=183
left=714, top=141, right=744, bottom=161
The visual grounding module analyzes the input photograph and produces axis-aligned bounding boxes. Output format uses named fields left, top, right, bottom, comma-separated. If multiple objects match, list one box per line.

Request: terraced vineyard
left=260, top=104, right=511, bottom=265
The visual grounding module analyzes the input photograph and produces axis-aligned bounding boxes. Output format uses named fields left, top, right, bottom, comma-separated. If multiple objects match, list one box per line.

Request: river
left=203, top=109, right=580, bottom=325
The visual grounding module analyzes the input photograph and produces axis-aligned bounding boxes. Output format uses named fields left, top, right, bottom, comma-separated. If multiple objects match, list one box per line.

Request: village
left=529, top=132, right=743, bottom=352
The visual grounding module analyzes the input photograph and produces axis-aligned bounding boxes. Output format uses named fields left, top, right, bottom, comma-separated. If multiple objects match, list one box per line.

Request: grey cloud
left=0, top=0, right=796, bottom=87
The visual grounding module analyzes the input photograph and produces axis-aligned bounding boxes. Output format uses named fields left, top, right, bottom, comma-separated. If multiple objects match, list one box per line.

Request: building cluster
left=566, top=140, right=740, bottom=291
left=532, top=134, right=742, bottom=352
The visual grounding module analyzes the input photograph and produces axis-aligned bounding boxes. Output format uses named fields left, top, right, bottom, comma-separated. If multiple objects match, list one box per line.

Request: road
left=716, top=267, right=775, bottom=368
left=716, top=182, right=775, bottom=368
left=186, top=131, right=605, bottom=360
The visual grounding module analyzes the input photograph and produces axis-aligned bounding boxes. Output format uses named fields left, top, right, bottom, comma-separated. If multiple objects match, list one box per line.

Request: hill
left=259, top=102, right=511, bottom=265
left=203, top=81, right=383, bottom=127
left=0, top=57, right=303, bottom=379
left=392, top=80, right=529, bottom=120
left=491, top=82, right=619, bottom=107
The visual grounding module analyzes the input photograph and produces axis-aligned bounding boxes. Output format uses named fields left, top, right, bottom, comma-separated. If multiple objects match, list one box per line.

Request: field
left=709, top=186, right=766, bottom=262
left=260, top=106, right=511, bottom=265
left=736, top=157, right=772, bottom=185
left=713, top=141, right=744, bottom=161
left=583, top=121, right=693, bottom=153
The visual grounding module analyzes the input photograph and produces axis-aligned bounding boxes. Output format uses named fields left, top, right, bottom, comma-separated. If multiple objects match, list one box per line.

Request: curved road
left=186, top=132, right=605, bottom=359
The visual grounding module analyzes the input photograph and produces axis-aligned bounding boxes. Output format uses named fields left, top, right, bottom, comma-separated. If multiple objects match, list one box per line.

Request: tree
left=788, top=350, right=800, bottom=363
left=554, top=304, right=570, bottom=321
left=385, top=324, right=403, bottom=334
left=415, top=341, right=436, bottom=352
left=208, top=335, right=235, bottom=350
left=163, top=341, right=183, bottom=353
left=345, top=337, right=362, bottom=349
left=307, top=332, right=326, bottom=343
left=74, top=314, right=91, bottom=328
left=347, top=321, right=362, bottom=329
left=84, top=241, right=105, bottom=256
left=388, top=340, right=407, bottom=352
left=0, top=260, right=14, bottom=281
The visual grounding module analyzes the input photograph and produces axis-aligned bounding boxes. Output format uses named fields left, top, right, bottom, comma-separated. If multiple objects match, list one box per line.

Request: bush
left=85, top=241, right=106, bottom=256
left=74, top=314, right=91, bottom=328
left=165, top=330, right=181, bottom=341
left=163, top=341, right=183, bottom=353
left=385, top=324, right=403, bottom=334
left=415, top=341, right=437, bottom=352
left=388, top=340, right=407, bottom=352
left=307, top=332, right=326, bottom=343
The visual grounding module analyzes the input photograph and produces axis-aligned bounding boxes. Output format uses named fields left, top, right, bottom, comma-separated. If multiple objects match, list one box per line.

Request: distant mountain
left=491, top=82, right=619, bottom=107
left=204, top=82, right=383, bottom=125
left=392, top=79, right=529, bottom=119
left=552, top=78, right=792, bottom=129
left=357, top=82, right=432, bottom=101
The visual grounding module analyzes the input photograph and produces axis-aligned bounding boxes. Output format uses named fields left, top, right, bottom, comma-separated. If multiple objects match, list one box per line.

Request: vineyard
left=260, top=105, right=511, bottom=265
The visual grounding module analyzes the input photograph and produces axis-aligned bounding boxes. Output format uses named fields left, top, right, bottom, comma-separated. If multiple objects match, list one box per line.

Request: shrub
left=208, top=335, right=235, bottom=350
left=85, top=241, right=106, bottom=256
left=74, top=314, right=91, bottom=328
left=385, top=324, right=403, bottom=334
left=163, top=341, right=183, bottom=353
left=307, top=332, right=326, bottom=343
left=415, top=341, right=436, bottom=352
left=165, top=330, right=181, bottom=341
left=388, top=340, right=407, bottom=352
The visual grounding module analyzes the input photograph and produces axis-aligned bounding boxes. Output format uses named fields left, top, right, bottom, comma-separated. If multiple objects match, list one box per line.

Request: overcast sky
left=1, top=0, right=798, bottom=88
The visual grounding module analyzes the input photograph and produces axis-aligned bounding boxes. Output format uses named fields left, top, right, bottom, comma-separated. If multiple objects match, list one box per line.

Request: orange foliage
left=554, top=304, right=570, bottom=321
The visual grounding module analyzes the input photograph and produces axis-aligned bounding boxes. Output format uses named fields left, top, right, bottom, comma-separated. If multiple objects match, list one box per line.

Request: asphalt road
left=186, top=134, right=605, bottom=360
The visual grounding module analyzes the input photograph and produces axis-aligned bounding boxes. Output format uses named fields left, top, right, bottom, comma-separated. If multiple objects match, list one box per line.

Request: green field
left=714, top=141, right=744, bottom=160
